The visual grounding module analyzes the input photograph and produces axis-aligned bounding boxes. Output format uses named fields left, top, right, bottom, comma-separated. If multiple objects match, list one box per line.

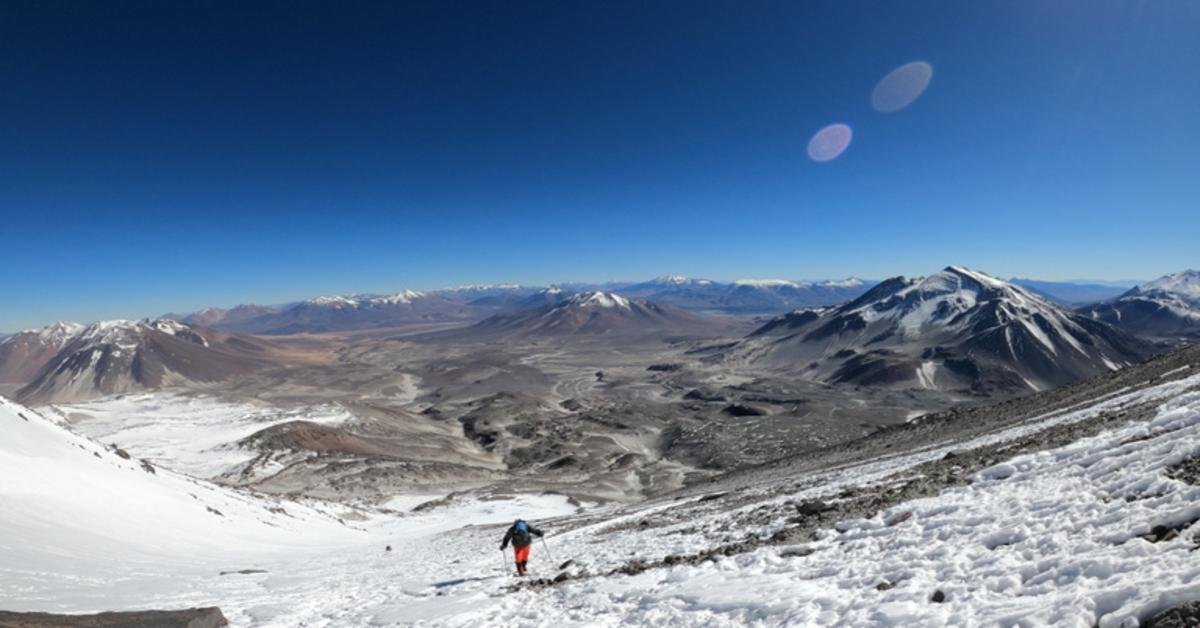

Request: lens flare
left=871, top=61, right=933, bottom=112
left=807, top=123, right=853, bottom=162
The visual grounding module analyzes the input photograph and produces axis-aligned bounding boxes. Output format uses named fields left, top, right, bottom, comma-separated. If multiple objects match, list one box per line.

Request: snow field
left=45, top=393, right=356, bottom=479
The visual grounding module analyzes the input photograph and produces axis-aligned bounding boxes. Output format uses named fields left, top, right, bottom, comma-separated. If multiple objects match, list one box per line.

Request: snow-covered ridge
left=563, top=291, right=632, bottom=309
left=651, top=275, right=713, bottom=285
left=306, top=290, right=427, bottom=307
left=820, top=277, right=864, bottom=288
left=18, top=321, right=84, bottom=345
left=9, top=319, right=203, bottom=351
left=735, top=277, right=865, bottom=289
left=1133, top=269, right=1200, bottom=302
left=439, top=283, right=524, bottom=292
left=735, top=278, right=802, bottom=288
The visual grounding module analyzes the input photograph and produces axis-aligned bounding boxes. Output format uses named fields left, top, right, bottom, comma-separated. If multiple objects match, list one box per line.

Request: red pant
left=513, top=544, right=531, bottom=563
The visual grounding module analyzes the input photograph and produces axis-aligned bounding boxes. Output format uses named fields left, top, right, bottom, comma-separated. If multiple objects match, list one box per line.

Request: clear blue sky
left=1, top=1, right=1197, bottom=330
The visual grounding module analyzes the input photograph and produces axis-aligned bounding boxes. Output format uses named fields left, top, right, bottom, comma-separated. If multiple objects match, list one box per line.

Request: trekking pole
left=500, top=549, right=507, bottom=573
left=540, top=536, right=555, bottom=564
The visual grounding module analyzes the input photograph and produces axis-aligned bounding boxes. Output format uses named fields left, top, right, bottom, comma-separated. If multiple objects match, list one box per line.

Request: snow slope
left=4, top=366, right=1200, bottom=626
left=433, top=373, right=1200, bottom=627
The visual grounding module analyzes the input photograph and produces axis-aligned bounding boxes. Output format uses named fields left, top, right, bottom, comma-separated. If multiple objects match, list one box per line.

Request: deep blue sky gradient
left=1, top=1, right=1198, bottom=329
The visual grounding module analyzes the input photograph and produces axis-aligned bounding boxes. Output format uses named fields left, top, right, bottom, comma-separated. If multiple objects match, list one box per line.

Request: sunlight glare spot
left=871, top=61, right=933, bottom=112
left=807, top=123, right=853, bottom=162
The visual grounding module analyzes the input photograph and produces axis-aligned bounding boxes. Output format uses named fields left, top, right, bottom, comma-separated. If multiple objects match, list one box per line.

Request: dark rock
left=930, top=589, right=946, bottom=603
left=875, top=581, right=894, bottom=591
left=553, top=572, right=570, bottom=583
left=139, top=459, right=156, bottom=474
left=796, top=500, right=831, bottom=516
left=1147, top=600, right=1200, bottom=628
left=558, top=559, right=575, bottom=570
left=646, top=363, right=682, bottom=372
left=1166, top=456, right=1200, bottom=486
left=110, top=446, right=131, bottom=460
left=722, top=404, right=766, bottom=417
left=697, top=492, right=728, bottom=503
left=385, top=545, right=392, bottom=552
left=0, top=607, right=228, bottom=627
left=886, top=511, right=913, bottom=527
left=219, top=569, right=267, bottom=575
left=683, top=389, right=726, bottom=402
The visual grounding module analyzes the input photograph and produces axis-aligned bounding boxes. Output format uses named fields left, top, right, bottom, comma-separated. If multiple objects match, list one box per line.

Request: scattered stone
left=385, top=545, right=392, bottom=552
left=553, top=572, right=570, bottom=583
left=886, top=511, right=913, bottom=527
left=219, top=569, right=267, bottom=576
left=646, top=363, right=682, bottom=372
left=930, top=589, right=946, bottom=603
left=558, top=559, right=575, bottom=570
left=697, top=492, right=728, bottom=503
left=875, top=580, right=894, bottom=591
left=206, top=506, right=224, bottom=517
left=111, top=446, right=131, bottom=460
left=1142, top=518, right=1200, bottom=543
left=1166, top=455, right=1200, bottom=486
left=139, top=459, right=156, bottom=474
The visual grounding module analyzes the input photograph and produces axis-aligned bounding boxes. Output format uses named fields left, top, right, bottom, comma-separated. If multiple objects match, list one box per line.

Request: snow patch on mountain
left=1136, top=270, right=1200, bottom=302
left=307, top=290, right=427, bottom=307
left=45, top=393, right=357, bottom=479
left=735, top=278, right=802, bottom=288
left=567, top=291, right=632, bottom=309
left=24, top=321, right=84, bottom=345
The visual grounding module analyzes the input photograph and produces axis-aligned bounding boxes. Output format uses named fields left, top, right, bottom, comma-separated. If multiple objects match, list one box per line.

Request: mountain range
left=5, top=268, right=1197, bottom=403
left=726, top=267, right=1153, bottom=393
left=446, top=290, right=722, bottom=340
left=1, top=319, right=283, bottom=403
left=1080, top=270, right=1200, bottom=343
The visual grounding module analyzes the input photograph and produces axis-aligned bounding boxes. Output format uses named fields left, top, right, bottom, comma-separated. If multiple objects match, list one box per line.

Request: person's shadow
left=431, top=574, right=503, bottom=589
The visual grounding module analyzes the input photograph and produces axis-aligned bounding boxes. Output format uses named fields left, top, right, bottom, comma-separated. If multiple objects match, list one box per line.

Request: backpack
left=512, top=521, right=532, bottom=546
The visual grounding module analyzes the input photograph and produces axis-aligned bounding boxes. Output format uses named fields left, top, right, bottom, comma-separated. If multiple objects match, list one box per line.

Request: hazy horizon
left=1, top=266, right=1161, bottom=331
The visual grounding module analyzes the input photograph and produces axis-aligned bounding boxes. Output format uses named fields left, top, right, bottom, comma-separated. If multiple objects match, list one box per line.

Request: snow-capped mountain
left=8, top=319, right=279, bottom=403
left=0, top=322, right=85, bottom=388
left=731, top=266, right=1152, bottom=392
left=434, top=283, right=535, bottom=299
left=457, top=291, right=720, bottom=339
left=1081, top=270, right=1200, bottom=342
left=614, top=275, right=872, bottom=314
left=226, top=291, right=477, bottom=334
left=457, top=285, right=563, bottom=311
